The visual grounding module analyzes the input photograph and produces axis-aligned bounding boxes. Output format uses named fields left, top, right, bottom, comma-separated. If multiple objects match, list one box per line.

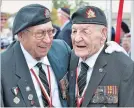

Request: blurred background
left=1, top=0, right=132, bottom=27
left=0, top=0, right=133, bottom=60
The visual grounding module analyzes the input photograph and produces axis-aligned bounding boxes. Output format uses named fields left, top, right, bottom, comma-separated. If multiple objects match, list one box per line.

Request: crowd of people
left=1, top=3, right=134, bottom=107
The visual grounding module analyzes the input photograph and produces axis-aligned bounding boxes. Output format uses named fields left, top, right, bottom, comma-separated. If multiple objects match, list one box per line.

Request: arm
left=105, top=41, right=128, bottom=56
left=1, top=76, right=4, bottom=107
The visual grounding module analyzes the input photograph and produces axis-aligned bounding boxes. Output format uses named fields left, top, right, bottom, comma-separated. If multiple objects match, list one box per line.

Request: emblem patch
left=86, top=8, right=96, bottom=18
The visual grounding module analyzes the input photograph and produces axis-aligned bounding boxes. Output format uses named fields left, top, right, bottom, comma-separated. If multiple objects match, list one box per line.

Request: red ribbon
left=115, top=0, right=124, bottom=43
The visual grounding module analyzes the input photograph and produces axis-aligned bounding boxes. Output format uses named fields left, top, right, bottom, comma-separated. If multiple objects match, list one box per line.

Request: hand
left=105, top=41, right=129, bottom=56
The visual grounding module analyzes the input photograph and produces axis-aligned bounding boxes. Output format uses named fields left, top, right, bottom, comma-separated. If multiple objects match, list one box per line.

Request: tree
left=52, top=0, right=70, bottom=9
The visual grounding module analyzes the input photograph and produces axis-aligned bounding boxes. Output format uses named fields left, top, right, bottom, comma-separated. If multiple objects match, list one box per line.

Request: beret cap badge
left=44, top=9, right=50, bottom=18
left=86, top=8, right=96, bottom=18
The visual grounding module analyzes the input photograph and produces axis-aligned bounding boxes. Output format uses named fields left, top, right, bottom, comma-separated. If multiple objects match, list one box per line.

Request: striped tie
left=78, top=62, right=89, bottom=96
left=36, top=62, right=50, bottom=107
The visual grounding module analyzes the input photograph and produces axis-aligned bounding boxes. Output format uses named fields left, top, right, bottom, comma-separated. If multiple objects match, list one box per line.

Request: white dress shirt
left=20, top=43, right=62, bottom=107
left=76, top=45, right=104, bottom=96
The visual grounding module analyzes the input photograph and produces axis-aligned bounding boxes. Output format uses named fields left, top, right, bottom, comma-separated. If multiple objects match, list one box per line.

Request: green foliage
left=52, top=0, right=70, bottom=9
left=51, top=0, right=89, bottom=26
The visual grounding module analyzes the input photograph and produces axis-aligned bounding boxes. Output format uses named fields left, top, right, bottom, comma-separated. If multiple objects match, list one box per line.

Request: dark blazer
left=68, top=46, right=134, bottom=107
left=56, top=21, right=72, bottom=49
left=1, top=39, right=71, bottom=107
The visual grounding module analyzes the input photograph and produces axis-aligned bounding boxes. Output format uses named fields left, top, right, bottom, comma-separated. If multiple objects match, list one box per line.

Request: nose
left=74, top=32, right=83, bottom=42
left=42, top=34, right=52, bottom=44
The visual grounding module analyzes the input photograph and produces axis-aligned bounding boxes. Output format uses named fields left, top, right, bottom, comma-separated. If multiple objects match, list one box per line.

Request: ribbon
left=115, top=0, right=124, bottom=43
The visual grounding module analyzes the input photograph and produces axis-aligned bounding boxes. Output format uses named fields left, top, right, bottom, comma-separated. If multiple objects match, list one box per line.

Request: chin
left=74, top=51, right=88, bottom=58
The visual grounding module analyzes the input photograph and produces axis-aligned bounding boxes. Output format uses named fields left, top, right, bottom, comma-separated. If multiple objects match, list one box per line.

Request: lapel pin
left=30, top=100, right=35, bottom=105
left=26, top=86, right=31, bottom=92
left=28, top=94, right=33, bottom=101
left=99, top=68, right=103, bottom=72
left=13, top=97, right=20, bottom=104
left=12, top=87, right=19, bottom=96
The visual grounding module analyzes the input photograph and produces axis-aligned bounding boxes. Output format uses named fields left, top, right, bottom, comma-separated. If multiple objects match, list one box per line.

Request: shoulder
left=50, top=39, right=71, bottom=54
left=111, top=52, right=133, bottom=66
left=109, top=52, right=134, bottom=77
left=1, top=41, right=19, bottom=67
left=1, top=41, right=16, bottom=61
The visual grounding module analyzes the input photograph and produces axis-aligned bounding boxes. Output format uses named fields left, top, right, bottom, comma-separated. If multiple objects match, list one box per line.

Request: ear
left=101, top=27, right=107, bottom=42
left=17, top=32, right=24, bottom=41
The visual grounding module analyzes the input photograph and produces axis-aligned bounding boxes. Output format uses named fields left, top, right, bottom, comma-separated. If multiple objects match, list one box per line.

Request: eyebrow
left=72, top=27, right=90, bottom=30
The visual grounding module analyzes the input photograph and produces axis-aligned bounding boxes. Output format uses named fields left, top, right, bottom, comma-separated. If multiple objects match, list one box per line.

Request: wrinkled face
left=18, top=22, right=54, bottom=60
left=71, top=24, right=107, bottom=60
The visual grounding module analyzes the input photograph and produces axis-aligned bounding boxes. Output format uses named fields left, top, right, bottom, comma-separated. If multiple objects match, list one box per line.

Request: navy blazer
left=1, top=39, right=71, bottom=107
left=56, top=21, right=72, bottom=49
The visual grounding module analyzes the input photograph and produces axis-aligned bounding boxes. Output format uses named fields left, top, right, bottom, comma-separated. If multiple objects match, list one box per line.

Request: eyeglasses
left=26, top=28, right=57, bottom=40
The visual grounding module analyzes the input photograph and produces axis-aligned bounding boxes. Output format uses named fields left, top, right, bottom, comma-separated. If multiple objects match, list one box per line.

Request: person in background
left=56, top=7, right=73, bottom=49
left=52, top=24, right=60, bottom=39
left=111, top=26, right=115, bottom=41
left=68, top=6, right=134, bottom=107
left=120, top=21, right=130, bottom=39
left=0, top=12, right=10, bottom=50
left=121, top=33, right=131, bottom=56
left=1, top=4, right=71, bottom=107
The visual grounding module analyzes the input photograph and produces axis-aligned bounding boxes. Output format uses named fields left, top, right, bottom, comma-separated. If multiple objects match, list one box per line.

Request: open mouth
left=39, top=46, right=47, bottom=48
left=76, top=45, right=86, bottom=48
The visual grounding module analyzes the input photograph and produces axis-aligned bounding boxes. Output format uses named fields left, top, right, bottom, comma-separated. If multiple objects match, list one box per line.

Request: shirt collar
left=20, top=43, right=50, bottom=69
left=78, top=45, right=104, bottom=69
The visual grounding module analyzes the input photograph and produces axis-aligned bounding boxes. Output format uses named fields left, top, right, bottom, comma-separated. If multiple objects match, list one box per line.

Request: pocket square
left=59, top=72, right=69, bottom=99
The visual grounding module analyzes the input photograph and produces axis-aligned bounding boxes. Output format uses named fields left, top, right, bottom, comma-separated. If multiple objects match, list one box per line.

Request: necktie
left=36, top=62, right=50, bottom=106
left=78, top=62, right=89, bottom=96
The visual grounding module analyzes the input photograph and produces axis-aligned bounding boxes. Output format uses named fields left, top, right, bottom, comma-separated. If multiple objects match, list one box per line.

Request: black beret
left=121, top=21, right=130, bottom=33
left=61, top=7, right=70, bottom=16
left=13, top=4, right=51, bottom=35
left=71, top=6, right=107, bottom=27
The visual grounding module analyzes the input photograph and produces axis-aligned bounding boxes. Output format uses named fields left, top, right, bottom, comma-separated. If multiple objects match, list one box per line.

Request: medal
left=26, top=86, right=31, bottom=92
left=13, top=97, right=20, bottom=104
left=28, top=94, right=33, bottom=101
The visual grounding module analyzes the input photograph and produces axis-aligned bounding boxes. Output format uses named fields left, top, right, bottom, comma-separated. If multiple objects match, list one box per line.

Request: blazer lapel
left=68, top=51, right=79, bottom=107
left=47, top=50, right=64, bottom=82
left=14, top=42, right=40, bottom=107
left=47, top=49, right=67, bottom=106
left=82, top=48, right=109, bottom=107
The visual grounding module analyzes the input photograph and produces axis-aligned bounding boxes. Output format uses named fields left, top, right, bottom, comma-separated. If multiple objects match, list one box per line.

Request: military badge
left=26, top=86, right=31, bottom=92
left=59, top=73, right=69, bottom=99
left=91, top=85, right=118, bottom=104
left=86, top=8, right=96, bottom=18
left=28, top=94, right=34, bottom=101
left=44, top=9, right=50, bottom=18
left=12, top=87, right=19, bottom=96
left=13, top=97, right=20, bottom=104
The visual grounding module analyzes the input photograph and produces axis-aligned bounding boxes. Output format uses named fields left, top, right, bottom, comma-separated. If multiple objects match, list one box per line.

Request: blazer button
left=71, top=71, right=74, bottom=76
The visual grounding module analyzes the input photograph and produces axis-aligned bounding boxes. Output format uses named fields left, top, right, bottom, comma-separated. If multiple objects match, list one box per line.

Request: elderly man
left=1, top=4, right=71, bottom=107
left=1, top=4, right=130, bottom=107
left=68, top=6, right=134, bottom=107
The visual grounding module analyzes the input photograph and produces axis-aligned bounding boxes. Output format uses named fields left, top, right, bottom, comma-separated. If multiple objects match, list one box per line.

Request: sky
left=1, top=0, right=132, bottom=14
